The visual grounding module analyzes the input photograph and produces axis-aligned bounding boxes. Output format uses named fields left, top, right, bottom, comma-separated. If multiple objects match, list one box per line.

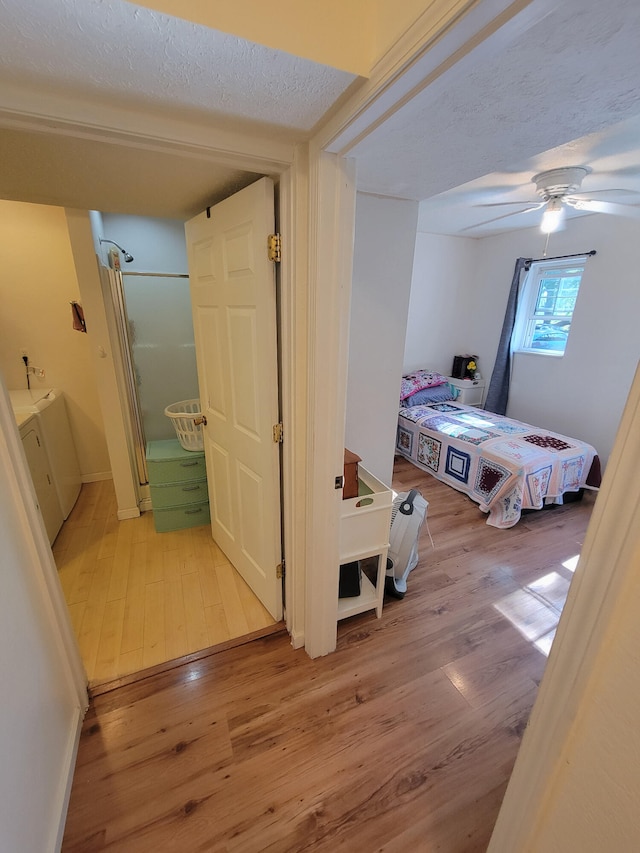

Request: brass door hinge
left=267, top=233, right=281, bottom=263
left=276, top=561, right=285, bottom=580
left=273, top=422, right=283, bottom=443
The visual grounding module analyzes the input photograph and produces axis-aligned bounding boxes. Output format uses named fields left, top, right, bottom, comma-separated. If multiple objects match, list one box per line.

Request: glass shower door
left=108, top=270, right=199, bottom=485
left=122, top=272, right=199, bottom=446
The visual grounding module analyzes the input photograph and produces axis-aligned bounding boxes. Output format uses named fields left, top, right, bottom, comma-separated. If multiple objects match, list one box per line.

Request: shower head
left=100, top=238, right=134, bottom=263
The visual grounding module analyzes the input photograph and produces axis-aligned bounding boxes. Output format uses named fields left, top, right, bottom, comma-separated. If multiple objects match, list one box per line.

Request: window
left=514, top=257, right=585, bottom=355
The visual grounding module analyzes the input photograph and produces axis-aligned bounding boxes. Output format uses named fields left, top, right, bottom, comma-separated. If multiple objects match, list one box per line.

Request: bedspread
left=396, top=402, right=600, bottom=528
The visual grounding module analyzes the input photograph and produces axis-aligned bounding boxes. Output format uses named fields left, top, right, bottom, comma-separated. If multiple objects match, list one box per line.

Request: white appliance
left=16, top=410, right=64, bottom=544
left=10, top=388, right=82, bottom=520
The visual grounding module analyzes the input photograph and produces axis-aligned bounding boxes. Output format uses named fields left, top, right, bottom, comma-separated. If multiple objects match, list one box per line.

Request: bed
left=396, top=371, right=601, bottom=529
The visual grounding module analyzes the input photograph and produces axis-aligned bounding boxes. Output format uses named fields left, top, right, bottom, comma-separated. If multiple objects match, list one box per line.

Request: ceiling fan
left=465, top=166, right=640, bottom=233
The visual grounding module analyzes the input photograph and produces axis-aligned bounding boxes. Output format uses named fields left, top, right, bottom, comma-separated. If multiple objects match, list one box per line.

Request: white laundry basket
left=164, top=399, right=204, bottom=451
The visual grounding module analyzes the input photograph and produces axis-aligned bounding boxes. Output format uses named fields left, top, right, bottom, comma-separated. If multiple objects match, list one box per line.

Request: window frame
left=513, top=256, right=586, bottom=357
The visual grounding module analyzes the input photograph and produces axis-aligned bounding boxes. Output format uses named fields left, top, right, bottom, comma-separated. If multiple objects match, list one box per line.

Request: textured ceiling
left=416, top=114, right=640, bottom=236
left=0, top=0, right=357, bottom=216
left=1, top=0, right=640, bottom=227
left=0, top=0, right=356, bottom=136
left=353, top=0, right=640, bottom=235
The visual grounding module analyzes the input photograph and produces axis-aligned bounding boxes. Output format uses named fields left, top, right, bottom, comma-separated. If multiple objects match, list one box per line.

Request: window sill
left=514, top=348, right=564, bottom=358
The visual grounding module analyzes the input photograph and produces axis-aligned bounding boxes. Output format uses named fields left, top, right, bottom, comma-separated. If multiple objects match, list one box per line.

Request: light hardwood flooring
left=53, top=479, right=276, bottom=686
left=62, top=459, right=596, bottom=851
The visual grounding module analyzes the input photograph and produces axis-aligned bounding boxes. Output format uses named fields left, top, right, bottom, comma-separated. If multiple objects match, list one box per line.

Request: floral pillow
left=400, top=369, right=448, bottom=400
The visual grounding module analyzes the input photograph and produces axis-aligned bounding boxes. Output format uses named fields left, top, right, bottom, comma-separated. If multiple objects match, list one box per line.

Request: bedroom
left=343, top=117, right=640, bottom=660
left=345, top=124, right=640, bottom=517
left=344, top=0, right=640, bottom=518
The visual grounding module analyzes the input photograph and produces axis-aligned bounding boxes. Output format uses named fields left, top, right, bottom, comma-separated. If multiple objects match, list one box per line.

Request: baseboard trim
left=290, top=628, right=305, bottom=649
left=81, top=471, right=113, bottom=483
left=117, top=506, right=141, bottom=520
left=53, top=704, right=84, bottom=852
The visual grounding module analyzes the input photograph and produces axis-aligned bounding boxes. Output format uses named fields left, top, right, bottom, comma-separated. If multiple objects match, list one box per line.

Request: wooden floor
left=62, top=458, right=596, bottom=852
left=54, top=480, right=276, bottom=686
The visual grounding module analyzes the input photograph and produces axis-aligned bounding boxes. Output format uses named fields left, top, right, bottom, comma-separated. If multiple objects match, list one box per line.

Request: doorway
left=76, top=189, right=286, bottom=685
left=0, top=197, right=285, bottom=687
left=1, top=150, right=308, bottom=680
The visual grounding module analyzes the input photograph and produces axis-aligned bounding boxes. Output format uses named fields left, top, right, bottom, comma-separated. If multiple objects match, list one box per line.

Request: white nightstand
left=447, top=376, right=486, bottom=406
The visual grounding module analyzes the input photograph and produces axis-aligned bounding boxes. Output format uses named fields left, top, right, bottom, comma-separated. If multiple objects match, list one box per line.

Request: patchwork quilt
left=396, top=402, right=600, bottom=528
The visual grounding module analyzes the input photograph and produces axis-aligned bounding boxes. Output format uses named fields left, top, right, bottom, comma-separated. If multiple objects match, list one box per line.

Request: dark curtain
left=484, top=257, right=530, bottom=415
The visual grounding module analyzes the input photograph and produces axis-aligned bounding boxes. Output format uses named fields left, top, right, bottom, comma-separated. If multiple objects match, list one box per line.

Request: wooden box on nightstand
left=447, top=376, right=486, bottom=406
left=343, top=448, right=362, bottom=500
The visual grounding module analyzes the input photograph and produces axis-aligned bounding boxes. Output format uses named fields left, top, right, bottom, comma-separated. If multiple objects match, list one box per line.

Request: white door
left=185, top=178, right=283, bottom=620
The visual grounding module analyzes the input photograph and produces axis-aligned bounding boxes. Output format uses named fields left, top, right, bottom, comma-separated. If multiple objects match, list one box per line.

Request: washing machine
left=15, top=410, right=64, bottom=544
left=10, top=388, right=82, bottom=520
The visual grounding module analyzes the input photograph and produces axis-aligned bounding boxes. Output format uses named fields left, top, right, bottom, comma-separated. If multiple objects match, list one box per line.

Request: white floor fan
left=465, top=166, right=640, bottom=232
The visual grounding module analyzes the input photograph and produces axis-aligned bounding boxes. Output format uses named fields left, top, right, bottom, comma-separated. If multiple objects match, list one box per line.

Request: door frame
left=65, top=148, right=358, bottom=656
left=65, top=159, right=313, bottom=650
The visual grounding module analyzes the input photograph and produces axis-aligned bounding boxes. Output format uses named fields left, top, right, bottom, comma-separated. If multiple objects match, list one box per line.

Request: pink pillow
left=400, top=370, right=448, bottom=400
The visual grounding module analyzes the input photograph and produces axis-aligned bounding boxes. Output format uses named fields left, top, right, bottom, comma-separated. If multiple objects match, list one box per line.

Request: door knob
left=194, top=415, right=207, bottom=426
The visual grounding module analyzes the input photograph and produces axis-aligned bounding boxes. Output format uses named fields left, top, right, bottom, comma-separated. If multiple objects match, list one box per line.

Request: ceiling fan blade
left=475, top=200, right=542, bottom=208
left=570, top=188, right=640, bottom=198
left=570, top=199, right=640, bottom=219
left=460, top=204, right=545, bottom=232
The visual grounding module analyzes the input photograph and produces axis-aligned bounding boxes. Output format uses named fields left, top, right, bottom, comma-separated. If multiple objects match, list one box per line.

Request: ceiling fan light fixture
left=540, top=197, right=564, bottom=233
left=533, top=166, right=589, bottom=199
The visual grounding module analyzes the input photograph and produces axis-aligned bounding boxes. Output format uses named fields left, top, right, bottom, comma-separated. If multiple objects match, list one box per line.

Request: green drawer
left=146, top=439, right=207, bottom=485
left=152, top=500, right=211, bottom=533
left=148, top=455, right=206, bottom=485
left=150, top=478, right=208, bottom=509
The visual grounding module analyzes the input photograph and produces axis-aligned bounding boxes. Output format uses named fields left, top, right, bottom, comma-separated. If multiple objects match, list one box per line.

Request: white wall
left=403, top=231, right=479, bottom=376
left=0, top=201, right=111, bottom=479
left=405, top=213, right=640, bottom=467
left=100, top=213, right=188, bottom=273
left=345, top=193, right=418, bottom=485
left=0, top=379, right=85, bottom=852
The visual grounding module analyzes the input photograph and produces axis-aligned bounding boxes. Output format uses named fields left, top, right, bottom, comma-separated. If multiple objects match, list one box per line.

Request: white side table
left=338, top=466, right=392, bottom=620
left=447, top=376, right=486, bottom=406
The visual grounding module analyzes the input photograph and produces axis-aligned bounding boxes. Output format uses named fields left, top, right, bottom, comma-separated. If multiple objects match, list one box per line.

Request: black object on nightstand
left=452, top=354, right=478, bottom=379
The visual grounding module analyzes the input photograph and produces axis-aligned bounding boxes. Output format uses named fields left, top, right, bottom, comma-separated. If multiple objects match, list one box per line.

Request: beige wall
left=129, top=0, right=442, bottom=75
left=129, top=0, right=373, bottom=74
left=0, top=200, right=110, bottom=478
left=531, top=578, right=640, bottom=851
left=375, top=0, right=455, bottom=58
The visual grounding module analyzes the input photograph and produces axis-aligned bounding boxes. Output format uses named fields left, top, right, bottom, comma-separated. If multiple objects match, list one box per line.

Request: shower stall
left=106, top=267, right=199, bottom=486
